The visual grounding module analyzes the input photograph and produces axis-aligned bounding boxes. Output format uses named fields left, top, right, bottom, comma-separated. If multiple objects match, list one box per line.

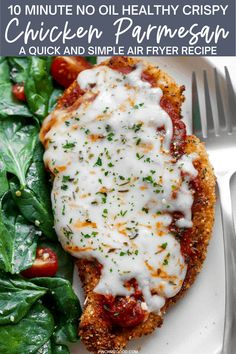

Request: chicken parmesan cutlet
left=40, top=56, right=216, bottom=353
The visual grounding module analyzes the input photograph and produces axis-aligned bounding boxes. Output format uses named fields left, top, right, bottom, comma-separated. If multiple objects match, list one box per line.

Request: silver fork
left=192, top=67, right=236, bottom=354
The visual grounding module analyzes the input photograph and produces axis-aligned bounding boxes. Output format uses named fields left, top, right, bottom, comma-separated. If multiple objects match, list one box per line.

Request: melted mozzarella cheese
left=43, top=64, right=198, bottom=313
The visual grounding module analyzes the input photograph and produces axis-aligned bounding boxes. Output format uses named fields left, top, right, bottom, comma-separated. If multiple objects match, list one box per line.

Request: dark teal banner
left=0, top=0, right=235, bottom=56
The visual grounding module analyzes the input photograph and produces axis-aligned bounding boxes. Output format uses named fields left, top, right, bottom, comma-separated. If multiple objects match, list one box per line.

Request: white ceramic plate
left=70, top=56, right=236, bottom=354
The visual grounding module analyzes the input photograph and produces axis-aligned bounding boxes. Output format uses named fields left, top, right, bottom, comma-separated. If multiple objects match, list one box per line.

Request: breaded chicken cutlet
left=40, top=56, right=216, bottom=353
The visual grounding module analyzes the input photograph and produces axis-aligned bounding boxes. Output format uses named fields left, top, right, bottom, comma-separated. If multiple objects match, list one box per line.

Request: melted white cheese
left=43, top=64, right=198, bottom=313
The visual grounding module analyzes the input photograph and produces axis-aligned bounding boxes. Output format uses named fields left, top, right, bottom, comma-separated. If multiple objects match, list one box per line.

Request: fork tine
left=192, top=72, right=203, bottom=137
left=203, top=70, right=214, bottom=135
left=225, top=66, right=236, bottom=131
left=214, top=68, right=225, bottom=134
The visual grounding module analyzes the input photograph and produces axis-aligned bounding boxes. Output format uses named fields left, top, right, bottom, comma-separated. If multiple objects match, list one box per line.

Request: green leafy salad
left=0, top=56, right=96, bottom=354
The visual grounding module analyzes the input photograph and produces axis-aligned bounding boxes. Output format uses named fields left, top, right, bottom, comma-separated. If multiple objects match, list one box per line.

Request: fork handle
left=217, top=175, right=236, bottom=354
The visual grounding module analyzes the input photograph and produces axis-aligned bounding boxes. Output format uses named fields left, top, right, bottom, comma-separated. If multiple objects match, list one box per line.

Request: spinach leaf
left=0, top=118, right=38, bottom=187
left=0, top=83, right=32, bottom=118
left=0, top=58, right=10, bottom=84
left=53, top=320, right=78, bottom=345
left=0, top=272, right=46, bottom=325
left=32, top=277, right=81, bottom=320
left=37, top=341, right=70, bottom=354
left=48, top=87, right=63, bottom=112
left=0, top=193, right=39, bottom=274
left=0, top=160, right=9, bottom=197
left=10, top=141, right=57, bottom=240
left=0, top=198, right=12, bottom=273
left=0, top=302, right=54, bottom=354
left=86, top=56, right=97, bottom=65
left=10, top=181, right=56, bottom=241
left=32, top=277, right=81, bottom=344
left=38, top=241, right=74, bottom=282
left=25, top=57, right=54, bottom=121
left=7, top=57, right=29, bottom=84
left=45, top=57, right=53, bottom=73
left=37, top=340, right=52, bottom=354
left=52, top=343, right=70, bottom=354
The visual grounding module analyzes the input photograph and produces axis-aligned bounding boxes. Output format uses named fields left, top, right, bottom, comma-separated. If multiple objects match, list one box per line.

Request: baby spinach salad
left=0, top=55, right=97, bottom=353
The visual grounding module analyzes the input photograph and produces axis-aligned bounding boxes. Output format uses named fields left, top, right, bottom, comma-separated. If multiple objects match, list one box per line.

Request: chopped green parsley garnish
left=94, top=157, right=102, bottom=166
left=61, top=184, right=68, bottom=191
left=136, top=153, right=144, bottom=160
left=62, top=142, right=76, bottom=150
left=143, top=175, right=154, bottom=184
left=133, top=103, right=144, bottom=109
left=142, top=207, right=149, bottom=214
left=131, top=123, right=143, bottom=132
left=107, top=132, right=115, bottom=141
left=102, top=208, right=108, bottom=218
left=120, top=210, right=127, bottom=217
left=163, top=253, right=170, bottom=265
left=161, top=242, right=168, bottom=249
left=62, top=175, right=71, bottom=182
left=81, top=231, right=98, bottom=238
left=103, top=106, right=109, bottom=114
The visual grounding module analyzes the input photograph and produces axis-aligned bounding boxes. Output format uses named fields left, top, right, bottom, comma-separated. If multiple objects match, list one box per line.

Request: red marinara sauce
left=101, top=280, right=146, bottom=328
left=160, top=97, right=186, bottom=158
left=60, top=83, right=85, bottom=108
left=180, top=176, right=202, bottom=260
left=168, top=174, right=202, bottom=261
left=169, top=212, right=197, bottom=260
left=141, top=69, right=186, bottom=158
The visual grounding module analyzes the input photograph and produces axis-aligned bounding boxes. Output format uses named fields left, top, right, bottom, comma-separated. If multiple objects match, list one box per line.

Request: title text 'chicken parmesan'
left=40, top=57, right=215, bottom=353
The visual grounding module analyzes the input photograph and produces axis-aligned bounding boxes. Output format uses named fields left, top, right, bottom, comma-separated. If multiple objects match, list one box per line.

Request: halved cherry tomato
left=22, top=247, right=58, bottom=278
left=12, top=83, right=26, bottom=102
left=51, top=56, right=92, bottom=88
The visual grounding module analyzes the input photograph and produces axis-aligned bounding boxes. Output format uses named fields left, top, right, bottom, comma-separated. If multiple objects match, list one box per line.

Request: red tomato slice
left=51, top=56, right=92, bottom=88
left=22, top=247, right=58, bottom=278
left=12, top=83, right=26, bottom=102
